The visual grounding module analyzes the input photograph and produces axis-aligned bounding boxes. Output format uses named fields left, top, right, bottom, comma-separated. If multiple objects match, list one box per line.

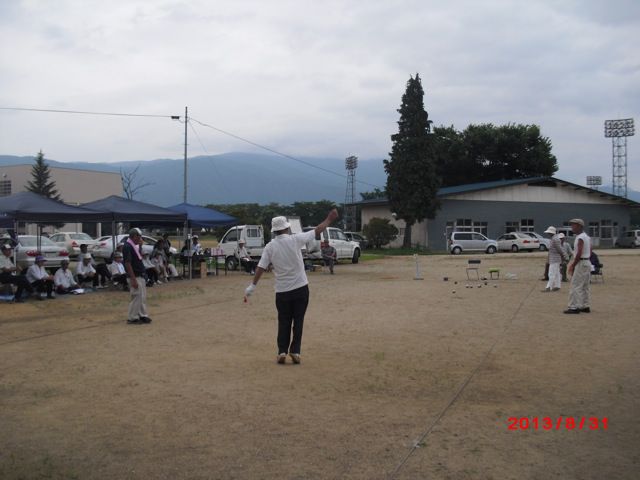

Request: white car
left=49, top=232, right=99, bottom=258
left=303, top=227, right=361, bottom=263
left=92, top=234, right=177, bottom=260
left=522, top=232, right=550, bottom=251
left=0, top=235, right=71, bottom=271
left=496, top=232, right=540, bottom=252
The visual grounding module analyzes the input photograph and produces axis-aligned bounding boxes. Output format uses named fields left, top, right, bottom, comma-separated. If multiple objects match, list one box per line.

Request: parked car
left=522, top=231, right=550, bottom=251
left=615, top=229, right=640, bottom=248
left=448, top=231, right=497, bottom=254
left=0, top=235, right=70, bottom=271
left=92, top=234, right=177, bottom=260
left=496, top=232, right=540, bottom=252
left=49, top=232, right=99, bottom=258
left=344, top=232, right=369, bottom=249
left=303, top=226, right=361, bottom=263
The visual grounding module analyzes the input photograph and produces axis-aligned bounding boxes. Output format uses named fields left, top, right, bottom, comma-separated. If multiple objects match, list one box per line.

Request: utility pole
left=183, top=106, right=189, bottom=203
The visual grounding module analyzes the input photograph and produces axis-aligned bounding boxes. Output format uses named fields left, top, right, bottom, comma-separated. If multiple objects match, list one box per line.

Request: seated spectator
left=26, top=255, right=55, bottom=299
left=151, top=250, right=169, bottom=282
left=234, top=240, right=257, bottom=274
left=107, top=252, right=128, bottom=291
left=162, top=233, right=173, bottom=259
left=590, top=250, right=601, bottom=274
left=321, top=240, right=337, bottom=274
left=54, top=259, right=79, bottom=294
left=76, top=253, right=99, bottom=288
left=0, top=243, right=33, bottom=302
left=79, top=243, right=110, bottom=287
left=142, top=252, right=160, bottom=286
left=191, top=235, right=203, bottom=256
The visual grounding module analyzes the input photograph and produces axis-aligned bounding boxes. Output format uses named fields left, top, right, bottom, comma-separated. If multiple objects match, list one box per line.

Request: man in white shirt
left=108, top=252, right=128, bottom=290
left=76, top=253, right=99, bottom=288
left=54, top=259, right=79, bottom=294
left=234, top=240, right=256, bottom=274
left=564, top=218, right=592, bottom=314
left=245, top=209, right=339, bottom=364
left=26, top=255, right=55, bottom=299
left=0, top=243, right=33, bottom=302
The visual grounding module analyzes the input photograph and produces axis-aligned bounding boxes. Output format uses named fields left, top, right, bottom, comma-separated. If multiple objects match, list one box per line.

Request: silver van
left=616, top=230, right=640, bottom=248
left=448, top=231, right=497, bottom=254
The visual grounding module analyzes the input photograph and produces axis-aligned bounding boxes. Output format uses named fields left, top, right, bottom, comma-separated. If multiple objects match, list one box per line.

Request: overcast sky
left=1, top=0, right=638, bottom=190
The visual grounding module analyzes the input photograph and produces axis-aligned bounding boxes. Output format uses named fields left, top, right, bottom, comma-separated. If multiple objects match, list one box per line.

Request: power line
left=190, top=117, right=383, bottom=190
left=187, top=120, right=231, bottom=198
left=0, top=106, right=178, bottom=119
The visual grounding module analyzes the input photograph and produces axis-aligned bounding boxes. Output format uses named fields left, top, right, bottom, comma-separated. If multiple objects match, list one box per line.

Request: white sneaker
left=277, top=353, right=287, bottom=364
left=289, top=353, right=301, bottom=364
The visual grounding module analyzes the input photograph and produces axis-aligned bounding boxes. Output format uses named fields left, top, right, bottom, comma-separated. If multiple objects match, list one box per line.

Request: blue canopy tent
left=166, top=203, right=237, bottom=228
left=166, top=203, right=237, bottom=278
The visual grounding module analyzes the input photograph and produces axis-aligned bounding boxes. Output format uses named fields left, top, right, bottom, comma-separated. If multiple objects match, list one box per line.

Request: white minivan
left=616, top=230, right=640, bottom=248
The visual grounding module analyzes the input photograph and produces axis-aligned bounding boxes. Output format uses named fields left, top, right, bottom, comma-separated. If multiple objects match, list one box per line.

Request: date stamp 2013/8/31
left=507, top=417, right=608, bottom=431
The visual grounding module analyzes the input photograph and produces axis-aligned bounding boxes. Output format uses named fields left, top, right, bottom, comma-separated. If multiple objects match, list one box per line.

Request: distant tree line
left=206, top=200, right=340, bottom=239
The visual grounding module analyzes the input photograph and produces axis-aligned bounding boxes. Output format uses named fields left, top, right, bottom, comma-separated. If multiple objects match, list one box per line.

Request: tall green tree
left=383, top=74, right=441, bottom=248
left=359, top=188, right=386, bottom=200
left=26, top=150, right=62, bottom=201
left=433, top=123, right=558, bottom=186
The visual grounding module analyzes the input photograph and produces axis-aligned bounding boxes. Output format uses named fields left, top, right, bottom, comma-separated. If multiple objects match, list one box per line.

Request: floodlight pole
left=604, top=118, right=634, bottom=198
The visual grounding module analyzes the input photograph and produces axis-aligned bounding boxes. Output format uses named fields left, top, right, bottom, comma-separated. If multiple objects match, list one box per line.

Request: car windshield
left=70, top=233, right=93, bottom=240
left=19, top=236, right=57, bottom=247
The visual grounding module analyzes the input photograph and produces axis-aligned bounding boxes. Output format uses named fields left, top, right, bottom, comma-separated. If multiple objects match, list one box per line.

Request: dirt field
left=1, top=250, right=638, bottom=479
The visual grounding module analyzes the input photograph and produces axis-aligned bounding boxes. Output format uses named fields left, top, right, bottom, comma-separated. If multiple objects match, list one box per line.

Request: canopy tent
left=167, top=203, right=237, bottom=228
left=0, top=191, right=111, bottom=223
left=80, top=195, right=186, bottom=224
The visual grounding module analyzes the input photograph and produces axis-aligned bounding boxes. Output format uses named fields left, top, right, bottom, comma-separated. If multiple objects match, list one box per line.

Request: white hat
left=544, top=226, right=556, bottom=235
left=129, top=227, right=142, bottom=236
left=558, top=233, right=565, bottom=239
left=271, top=216, right=291, bottom=233
left=1, top=244, right=12, bottom=251
left=83, top=253, right=93, bottom=260
left=569, top=218, right=585, bottom=226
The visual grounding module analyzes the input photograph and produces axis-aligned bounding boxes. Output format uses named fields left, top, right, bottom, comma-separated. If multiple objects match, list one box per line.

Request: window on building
left=455, top=218, right=473, bottom=231
left=520, top=219, right=534, bottom=232
left=398, top=227, right=405, bottom=238
left=0, top=180, right=11, bottom=197
left=600, top=220, right=613, bottom=239
left=505, top=221, right=519, bottom=233
left=588, top=222, right=600, bottom=238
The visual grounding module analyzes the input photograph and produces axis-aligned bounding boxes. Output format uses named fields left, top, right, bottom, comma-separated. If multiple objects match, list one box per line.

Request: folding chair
left=466, top=259, right=481, bottom=280
left=591, top=263, right=604, bottom=283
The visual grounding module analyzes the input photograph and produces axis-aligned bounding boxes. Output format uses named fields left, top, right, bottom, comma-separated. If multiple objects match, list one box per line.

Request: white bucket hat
left=271, top=216, right=291, bottom=233
left=558, top=233, right=565, bottom=239
left=544, top=226, right=556, bottom=235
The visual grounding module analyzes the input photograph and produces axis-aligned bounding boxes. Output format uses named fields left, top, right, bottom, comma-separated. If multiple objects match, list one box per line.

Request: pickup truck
left=303, top=226, right=361, bottom=263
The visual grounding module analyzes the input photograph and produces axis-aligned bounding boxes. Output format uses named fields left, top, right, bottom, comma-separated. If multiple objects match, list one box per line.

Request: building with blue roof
left=357, top=177, right=640, bottom=251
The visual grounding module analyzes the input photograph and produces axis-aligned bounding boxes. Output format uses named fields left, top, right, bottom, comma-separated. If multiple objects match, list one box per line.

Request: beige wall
left=360, top=205, right=427, bottom=248
left=0, top=164, right=121, bottom=204
left=0, top=164, right=121, bottom=235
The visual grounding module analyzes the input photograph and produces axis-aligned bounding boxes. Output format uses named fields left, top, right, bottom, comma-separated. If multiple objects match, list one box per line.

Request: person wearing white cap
left=559, top=233, right=573, bottom=282
left=234, top=239, right=257, bottom=274
left=108, top=252, right=129, bottom=291
left=245, top=208, right=339, bottom=364
left=123, top=227, right=152, bottom=324
left=76, top=253, right=99, bottom=288
left=54, top=259, right=79, bottom=294
left=564, top=218, right=591, bottom=314
left=542, top=226, right=568, bottom=292
left=0, top=243, right=33, bottom=302
left=26, top=255, right=55, bottom=299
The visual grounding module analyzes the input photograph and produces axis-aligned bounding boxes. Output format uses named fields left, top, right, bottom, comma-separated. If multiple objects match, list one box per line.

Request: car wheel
left=352, top=248, right=360, bottom=264
left=486, top=246, right=497, bottom=254
left=511, top=245, right=519, bottom=253
left=451, top=246, right=462, bottom=255
left=225, top=256, right=238, bottom=271
left=539, top=245, right=547, bottom=251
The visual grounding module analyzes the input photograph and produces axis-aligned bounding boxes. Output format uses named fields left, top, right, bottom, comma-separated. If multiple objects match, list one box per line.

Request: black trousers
left=31, top=279, right=53, bottom=295
left=95, top=264, right=111, bottom=285
left=240, top=258, right=257, bottom=273
left=0, top=272, right=33, bottom=299
left=78, top=274, right=99, bottom=287
left=275, top=285, right=309, bottom=355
